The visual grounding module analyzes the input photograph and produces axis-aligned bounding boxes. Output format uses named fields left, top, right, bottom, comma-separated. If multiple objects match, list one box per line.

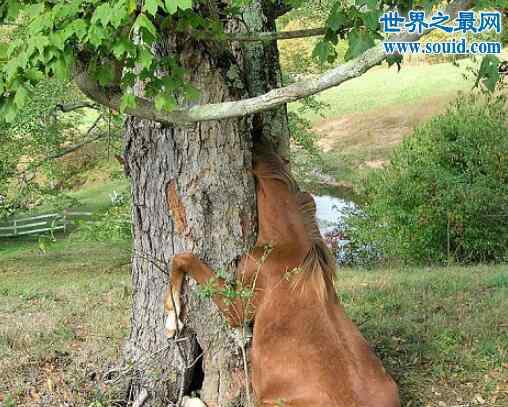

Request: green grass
left=338, top=265, right=508, bottom=406
left=291, top=61, right=471, bottom=123
left=0, top=239, right=131, bottom=405
left=0, top=238, right=506, bottom=405
left=290, top=61, right=475, bottom=189
left=0, top=177, right=129, bottom=230
left=69, top=178, right=129, bottom=212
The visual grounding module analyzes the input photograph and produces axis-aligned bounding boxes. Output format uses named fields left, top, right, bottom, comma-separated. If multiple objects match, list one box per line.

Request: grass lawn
left=292, top=61, right=471, bottom=123
left=290, top=61, right=474, bottom=187
left=338, top=265, right=508, bottom=406
left=1, top=238, right=507, bottom=405
left=0, top=239, right=131, bottom=406
left=69, top=178, right=129, bottom=212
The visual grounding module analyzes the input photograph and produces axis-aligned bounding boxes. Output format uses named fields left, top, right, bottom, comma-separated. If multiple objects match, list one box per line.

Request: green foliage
left=0, top=21, right=125, bottom=219
left=2, top=0, right=504, bottom=124
left=72, top=190, right=132, bottom=241
left=475, top=54, right=501, bottom=92
left=288, top=95, right=329, bottom=183
left=349, top=94, right=508, bottom=264
left=0, top=78, right=80, bottom=216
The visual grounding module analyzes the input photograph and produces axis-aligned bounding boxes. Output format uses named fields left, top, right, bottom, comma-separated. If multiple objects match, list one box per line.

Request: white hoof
left=182, top=396, right=207, bottom=407
left=165, top=311, right=183, bottom=338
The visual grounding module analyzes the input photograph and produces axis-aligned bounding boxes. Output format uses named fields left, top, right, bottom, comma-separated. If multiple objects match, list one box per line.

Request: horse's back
left=328, top=302, right=400, bottom=407
left=251, top=286, right=399, bottom=407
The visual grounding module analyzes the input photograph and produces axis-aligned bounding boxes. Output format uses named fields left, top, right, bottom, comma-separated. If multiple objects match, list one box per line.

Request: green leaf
left=6, top=0, right=22, bottom=20
left=366, top=0, right=377, bottom=9
left=165, top=0, right=178, bottom=14
left=13, top=86, right=28, bottom=109
left=120, top=93, right=137, bottom=113
left=476, top=55, right=500, bottom=92
left=128, top=0, right=137, bottom=13
left=53, top=1, right=81, bottom=20
left=25, top=3, right=45, bottom=19
left=144, top=0, right=162, bottom=16
left=0, top=43, right=8, bottom=62
left=25, top=69, right=44, bottom=83
left=29, top=14, right=53, bottom=35
left=164, top=0, right=178, bottom=14
left=49, top=32, right=66, bottom=51
left=87, top=24, right=107, bottom=48
left=362, top=10, right=380, bottom=31
left=177, top=0, right=193, bottom=10
left=345, top=29, right=375, bottom=61
left=93, top=3, right=114, bottom=26
left=134, top=14, right=158, bottom=38
left=327, top=9, right=346, bottom=31
left=154, top=94, right=177, bottom=111
left=110, top=4, right=130, bottom=29
left=3, top=101, right=17, bottom=123
left=312, top=40, right=335, bottom=65
left=95, top=64, right=115, bottom=86
left=51, top=56, right=71, bottom=81
left=64, top=19, right=88, bottom=41
left=183, top=85, right=200, bottom=101
left=112, top=37, right=135, bottom=59
left=137, top=47, right=154, bottom=70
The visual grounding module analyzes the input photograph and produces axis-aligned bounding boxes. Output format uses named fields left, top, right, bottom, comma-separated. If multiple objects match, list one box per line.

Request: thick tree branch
left=74, top=0, right=474, bottom=127
left=223, top=27, right=326, bottom=42
left=55, top=101, right=100, bottom=112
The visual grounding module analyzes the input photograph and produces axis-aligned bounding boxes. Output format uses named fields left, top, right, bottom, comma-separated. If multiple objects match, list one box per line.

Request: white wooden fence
left=0, top=210, right=93, bottom=238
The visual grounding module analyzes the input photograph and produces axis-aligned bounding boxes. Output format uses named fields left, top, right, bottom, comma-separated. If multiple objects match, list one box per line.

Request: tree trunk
left=123, top=3, right=290, bottom=406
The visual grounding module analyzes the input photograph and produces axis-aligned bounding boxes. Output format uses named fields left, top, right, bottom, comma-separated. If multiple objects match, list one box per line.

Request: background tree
left=0, top=0, right=492, bottom=405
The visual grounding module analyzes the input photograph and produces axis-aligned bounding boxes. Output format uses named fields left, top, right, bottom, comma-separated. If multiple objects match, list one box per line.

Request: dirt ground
left=313, top=94, right=456, bottom=170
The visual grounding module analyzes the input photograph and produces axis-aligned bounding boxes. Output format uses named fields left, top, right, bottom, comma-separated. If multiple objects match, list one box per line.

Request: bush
left=348, top=94, right=508, bottom=264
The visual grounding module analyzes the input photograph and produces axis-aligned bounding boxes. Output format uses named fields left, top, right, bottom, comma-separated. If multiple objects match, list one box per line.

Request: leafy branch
left=73, top=0, right=476, bottom=126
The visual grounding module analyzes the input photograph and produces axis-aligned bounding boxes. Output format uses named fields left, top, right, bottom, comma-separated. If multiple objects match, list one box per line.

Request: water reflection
left=313, top=195, right=355, bottom=234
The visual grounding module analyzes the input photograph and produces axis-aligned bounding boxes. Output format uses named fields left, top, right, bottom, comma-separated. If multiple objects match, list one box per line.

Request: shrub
left=348, top=94, right=508, bottom=264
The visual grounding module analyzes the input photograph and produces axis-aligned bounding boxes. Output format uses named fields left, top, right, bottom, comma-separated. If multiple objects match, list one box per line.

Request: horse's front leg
left=163, top=253, right=209, bottom=337
left=164, top=253, right=254, bottom=338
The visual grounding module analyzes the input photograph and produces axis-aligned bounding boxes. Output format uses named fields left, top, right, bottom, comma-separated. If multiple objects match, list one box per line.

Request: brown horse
left=165, top=151, right=400, bottom=407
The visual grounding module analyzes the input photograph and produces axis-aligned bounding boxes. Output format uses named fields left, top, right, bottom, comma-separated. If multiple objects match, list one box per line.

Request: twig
left=55, top=101, right=101, bottom=112
left=133, top=250, right=169, bottom=275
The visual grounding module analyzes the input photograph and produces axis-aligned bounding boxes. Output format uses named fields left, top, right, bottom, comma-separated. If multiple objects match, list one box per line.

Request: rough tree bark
left=122, top=2, right=290, bottom=405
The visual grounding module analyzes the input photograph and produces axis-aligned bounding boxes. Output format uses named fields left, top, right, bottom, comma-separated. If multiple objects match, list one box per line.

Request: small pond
left=313, top=194, right=356, bottom=235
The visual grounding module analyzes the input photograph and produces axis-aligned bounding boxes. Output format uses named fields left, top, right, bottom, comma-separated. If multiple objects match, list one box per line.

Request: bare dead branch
left=34, top=114, right=106, bottom=164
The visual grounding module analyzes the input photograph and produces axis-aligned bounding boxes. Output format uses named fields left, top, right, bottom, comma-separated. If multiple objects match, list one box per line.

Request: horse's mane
left=293, top=192, right=337, bottom=302
left=252, top=147, right=298, bottom=193
left=253, top=148, right=336, bottom=302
